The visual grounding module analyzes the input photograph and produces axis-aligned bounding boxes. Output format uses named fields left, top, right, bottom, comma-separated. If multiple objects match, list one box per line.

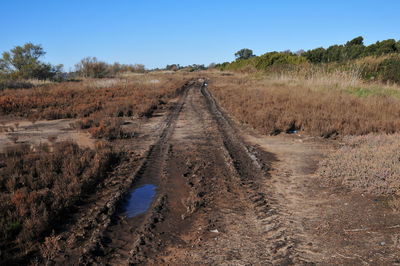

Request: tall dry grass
left=266, top=66, right=362, bottom=90
left=208, top=71, right=400, bottom=137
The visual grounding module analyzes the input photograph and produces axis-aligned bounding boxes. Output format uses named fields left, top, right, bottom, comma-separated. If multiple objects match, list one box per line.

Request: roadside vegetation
left=210, top=36, right=400, bottom=210
left=212, top=36, right=400, bottom=137
left=0, top=72, right=192, bottom=263
left=0, top=73, right=189, bottom=138
left=0, top=72, right=191, bottom=263
left=217, top=36, right=400, bottom=84
left=0, top=43, right=195, bottom=263
left=209, top=72, right=400, bottom=137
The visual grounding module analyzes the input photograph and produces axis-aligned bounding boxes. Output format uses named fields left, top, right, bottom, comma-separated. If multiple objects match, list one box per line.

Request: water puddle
left=123, top=184, right=157, bottom=218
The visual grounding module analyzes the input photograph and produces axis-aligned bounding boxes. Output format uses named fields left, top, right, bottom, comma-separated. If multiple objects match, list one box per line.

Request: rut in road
left=76, top=81, right=192, bottom=265
left=148, top=81, right=311, bottom=265
left=50, top=78, right=400, bottom=266
left=52, top=81, right=193, bottom=265
left=78, top=80, right=312, bottom=265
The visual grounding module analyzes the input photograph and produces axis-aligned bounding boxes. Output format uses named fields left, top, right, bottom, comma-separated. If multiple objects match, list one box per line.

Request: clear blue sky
left=1, top=0, right=399, bottom=70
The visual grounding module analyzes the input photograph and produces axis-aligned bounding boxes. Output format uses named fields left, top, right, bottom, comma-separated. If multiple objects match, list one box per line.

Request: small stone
left=380, top=241, right=386, bottom=246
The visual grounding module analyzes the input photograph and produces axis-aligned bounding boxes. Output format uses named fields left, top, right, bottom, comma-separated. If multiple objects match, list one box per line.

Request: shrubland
left=209, top=69, right=400, bottom=209
left=0, top=74, right=188, bottom=119
left=211, top=36, right=400, bottom=209
left=0, top=73, right=190, bottom=139
left=0, top=71, right=193, bottom=263
left=0, top=141, right=120, bottom=263
left=217, top=36, right=400, bottom=85
left=208, top=72, right=400, bottom=137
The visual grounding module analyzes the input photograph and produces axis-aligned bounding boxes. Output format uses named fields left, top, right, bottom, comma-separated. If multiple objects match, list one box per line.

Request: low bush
left=378, top=56, right=400, bottom=83
left=85, top=117, right=132, bottom=140
left=357, top=54, right=400, bottom=84
left=0, top=80, right=34, bottom=90
left=0, top=141, right=120, bottom=263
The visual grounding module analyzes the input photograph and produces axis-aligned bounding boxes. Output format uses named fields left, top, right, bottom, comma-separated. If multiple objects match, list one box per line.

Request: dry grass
left=0, top=141, right=120, bottom=263
left=0, top=73, right=193, bottom=140
left=208, top=72, right=400, bottom=137
left=318, top=134, right=400, bottom=209
left=265, top=66, right=362, bottom=90
left=208, top=70, right=400, bottom=205
left=0, top=73, right=189, bottom=120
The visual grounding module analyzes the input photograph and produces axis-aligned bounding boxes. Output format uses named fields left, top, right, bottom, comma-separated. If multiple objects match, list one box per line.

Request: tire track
left=52, top=81, right=193, bottom=266
left=55, top=79, right=311, bottom=265
left=90, top=81, right=193, bottom=266
left=132, top=79, right=313, bottom=265
left=201, top=82, right=312, bottom=264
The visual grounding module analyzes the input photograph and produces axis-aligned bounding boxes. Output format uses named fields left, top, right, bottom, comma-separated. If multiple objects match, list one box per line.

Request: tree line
left=303, top=36, right=400, bottom=63
left=217, top=37, right=400, bottom=83
left=222, top=36, right=400, bottom=68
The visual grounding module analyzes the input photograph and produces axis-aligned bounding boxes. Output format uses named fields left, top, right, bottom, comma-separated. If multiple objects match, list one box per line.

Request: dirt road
left=54, top=80, right=400, bottom=265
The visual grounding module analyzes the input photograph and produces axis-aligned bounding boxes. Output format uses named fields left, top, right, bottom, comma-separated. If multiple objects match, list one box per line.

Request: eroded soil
left=44, top=80, right=400, bottom=265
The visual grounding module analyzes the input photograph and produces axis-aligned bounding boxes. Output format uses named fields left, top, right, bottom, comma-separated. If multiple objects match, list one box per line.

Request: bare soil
left=0, top=119, right=95, bottom=152
left=17, top=79, right=400, bottom=265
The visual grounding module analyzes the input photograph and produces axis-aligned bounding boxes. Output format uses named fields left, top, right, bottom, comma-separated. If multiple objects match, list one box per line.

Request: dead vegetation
left=0, top=141, right=120, bottom=264
left=209, top=70, right=400, bottom=210
left=319, top=134, right=400, bottom=209
left=0, top=74, right=188, bottom=120
left=208, top=72, right=400, bottom=137
left=0, top=72, right=195, bottom=264
left=0, top=73, right=190, bottom=140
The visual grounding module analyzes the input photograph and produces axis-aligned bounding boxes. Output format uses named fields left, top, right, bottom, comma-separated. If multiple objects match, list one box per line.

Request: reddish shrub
left=0, top=141, right=120, bottom=263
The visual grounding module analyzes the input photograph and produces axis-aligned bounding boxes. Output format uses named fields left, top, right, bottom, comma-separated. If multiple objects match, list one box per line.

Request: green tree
left=346, top=36, right=364, bottom=46
left=235, top=48, right=255, bottom=60
left=364, top=39, right=397, bottom=56
left=303, top=47, right=326, bottom=63
left=325, top=45, right=344, bottom=62
left=0, top=43, right=63, bottom=80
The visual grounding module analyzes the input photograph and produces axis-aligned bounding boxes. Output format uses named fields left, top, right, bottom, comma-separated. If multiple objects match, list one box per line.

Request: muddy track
left=127, top=80, right=312, bottom=264
left=89, top=81, right=191, bottom=265
left=54, top=79, right=313, bottom=265
left=199, top=82, right=312, bottom=265
left=51, top=81, right=193, bottom=265
left=47, top=78, right=400, bottom=266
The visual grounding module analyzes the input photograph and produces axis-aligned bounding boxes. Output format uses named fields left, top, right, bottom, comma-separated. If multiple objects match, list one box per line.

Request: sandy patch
left=0, top=119, right=95, bottom=152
